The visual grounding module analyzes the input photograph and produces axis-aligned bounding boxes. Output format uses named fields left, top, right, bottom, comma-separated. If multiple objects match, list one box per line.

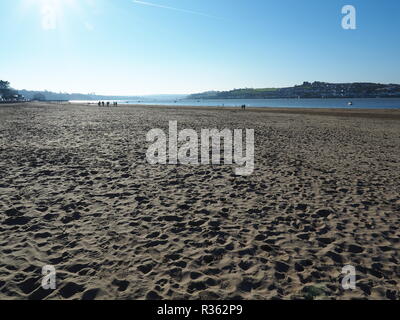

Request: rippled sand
left=0, top=102, right=399, bottom=300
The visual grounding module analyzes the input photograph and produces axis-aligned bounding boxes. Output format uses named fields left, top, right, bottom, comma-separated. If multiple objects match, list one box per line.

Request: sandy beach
left=0, top=102, right=399, bottom=300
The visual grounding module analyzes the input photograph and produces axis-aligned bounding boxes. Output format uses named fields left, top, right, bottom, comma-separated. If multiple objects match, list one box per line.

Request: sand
left=0, top=102, right=399, bottom=300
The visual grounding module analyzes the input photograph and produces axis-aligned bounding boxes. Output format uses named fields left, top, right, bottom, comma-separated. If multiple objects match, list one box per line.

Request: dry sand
left=0, top=102, right=399, bottom=300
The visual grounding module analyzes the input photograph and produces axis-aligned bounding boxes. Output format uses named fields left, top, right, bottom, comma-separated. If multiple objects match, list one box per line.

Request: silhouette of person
left=102, top=101, right=105, bottom=107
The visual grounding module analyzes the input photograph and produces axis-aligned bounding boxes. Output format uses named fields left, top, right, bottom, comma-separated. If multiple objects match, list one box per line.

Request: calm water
left=71, top=98, right=400, bottom=109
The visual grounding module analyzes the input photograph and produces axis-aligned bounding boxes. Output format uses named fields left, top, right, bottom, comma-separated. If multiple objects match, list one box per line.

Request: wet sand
left=0, top=102, right=399, bottom=300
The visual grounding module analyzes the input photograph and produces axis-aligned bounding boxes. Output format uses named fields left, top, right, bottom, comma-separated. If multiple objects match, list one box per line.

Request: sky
left=0, top=0, right=399, bottom=95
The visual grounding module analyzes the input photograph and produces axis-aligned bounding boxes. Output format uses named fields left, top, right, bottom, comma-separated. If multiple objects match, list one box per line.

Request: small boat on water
left=348, top=101, right=353, bottom=106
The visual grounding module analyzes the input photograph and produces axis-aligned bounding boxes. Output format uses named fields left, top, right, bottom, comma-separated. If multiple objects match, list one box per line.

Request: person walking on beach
left=241, top=104, right=246, bottom=110
left=98, top=101, right=101, bottom=107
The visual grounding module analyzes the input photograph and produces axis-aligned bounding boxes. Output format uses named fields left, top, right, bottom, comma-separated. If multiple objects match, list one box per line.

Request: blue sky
left=0, top=0, right=399, bottom=95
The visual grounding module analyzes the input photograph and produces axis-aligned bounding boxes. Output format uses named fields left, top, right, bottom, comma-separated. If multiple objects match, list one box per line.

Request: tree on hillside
left=0, top=80, right=17, bottom=99
left=0, top=80, right=10, bottom=90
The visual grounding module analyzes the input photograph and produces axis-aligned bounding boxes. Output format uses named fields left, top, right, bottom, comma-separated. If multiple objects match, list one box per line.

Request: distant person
left=102, top=101, right=105, bottom=107
left=241, top=104, right=246, bottom=110
left=107, top=102, right=110, bottom=107
left=98, top=101, right=101, bottom=107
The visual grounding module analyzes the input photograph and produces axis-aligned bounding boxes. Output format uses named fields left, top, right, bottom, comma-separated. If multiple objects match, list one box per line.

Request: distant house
left=3, top=94, right=26, bottom=102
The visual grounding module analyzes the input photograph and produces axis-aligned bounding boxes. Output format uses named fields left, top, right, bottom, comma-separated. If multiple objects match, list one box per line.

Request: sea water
left=71, top=98, right=400, bottom=109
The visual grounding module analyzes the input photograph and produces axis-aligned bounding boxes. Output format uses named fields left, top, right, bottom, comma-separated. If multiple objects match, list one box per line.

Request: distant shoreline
left=189, top=82, right=400, bottom=100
